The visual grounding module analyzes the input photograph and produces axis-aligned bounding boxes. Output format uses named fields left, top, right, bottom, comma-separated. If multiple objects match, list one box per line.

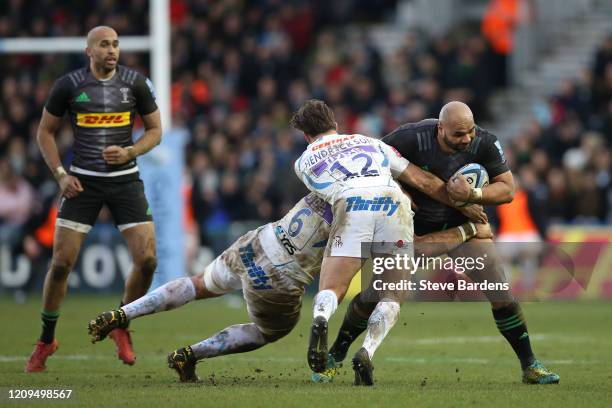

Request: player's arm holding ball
left=396, top=162, right=488, bottom=223
left=447, top=137, right=515, bottom=205
left=382, top=129, right=487, bottom=224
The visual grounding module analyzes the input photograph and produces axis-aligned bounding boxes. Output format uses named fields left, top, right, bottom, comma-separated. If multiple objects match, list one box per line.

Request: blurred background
left=0, top=0, right=610, bottom=301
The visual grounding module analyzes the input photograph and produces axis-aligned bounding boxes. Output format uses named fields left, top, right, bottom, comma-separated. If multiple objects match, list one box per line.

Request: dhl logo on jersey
left=76, top=112, right=131, bottom=127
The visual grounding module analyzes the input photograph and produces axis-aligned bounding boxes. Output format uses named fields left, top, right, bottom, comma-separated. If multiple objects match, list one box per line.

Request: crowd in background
left=0, top=0, right=610, bottom=258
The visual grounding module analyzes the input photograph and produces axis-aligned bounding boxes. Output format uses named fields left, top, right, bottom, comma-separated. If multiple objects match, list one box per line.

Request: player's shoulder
left=475, top=124, right=499, bottom=143
left=117, top=65, right=146, bottom=86
left=469, top=124, right=500, bottom=153
left=385, top=118, right=438, bottom=141
left=56, top=67, right=88, bottom=89
left=396, top=118, right=437, bottom=134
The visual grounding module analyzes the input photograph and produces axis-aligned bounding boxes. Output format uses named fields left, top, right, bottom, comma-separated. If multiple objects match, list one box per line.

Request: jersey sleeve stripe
left=128, top=70, right=137, bottom=85
left=304, top=173, right=333, bottom=190
left=68, top=73, right=78, bottom=87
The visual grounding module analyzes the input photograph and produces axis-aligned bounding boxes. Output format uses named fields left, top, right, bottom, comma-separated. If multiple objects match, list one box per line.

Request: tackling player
left=26, top=26, right=161, bottom=372
left=88, top=192, right=492, bottom=382
left=320, top=101, right=559, bottom=385
left=290, top=99, right=487, bottom=385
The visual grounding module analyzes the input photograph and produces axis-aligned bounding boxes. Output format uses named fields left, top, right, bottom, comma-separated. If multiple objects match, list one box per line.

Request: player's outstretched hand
left=103, top=145, right=134, bottom=165
left=58, top=174, right=83, bottom=198
left=475, top=222, right=493, bottom=240
left=458, top=204, right=488, bottom=224
left=447, top=174, right=471, bottom=202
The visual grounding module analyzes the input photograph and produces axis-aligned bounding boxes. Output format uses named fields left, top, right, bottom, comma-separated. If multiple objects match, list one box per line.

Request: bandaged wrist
left=53, top=166, right=67, bottom=181
left=470, top=187, right=483, bottom=202
left=458, top=222, right=477, bottom=242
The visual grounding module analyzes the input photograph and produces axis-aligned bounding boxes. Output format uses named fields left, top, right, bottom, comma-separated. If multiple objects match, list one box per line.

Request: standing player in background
left=26, top=26, right=162, bottom=372
left=322, top=101, right=559, bottom=384
left=291, top=100, right=487, bottom=385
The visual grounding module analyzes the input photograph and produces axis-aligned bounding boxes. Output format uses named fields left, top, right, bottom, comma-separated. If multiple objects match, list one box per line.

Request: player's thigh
left=325, top=198, right=375, bottom=258
left=319, top=256, right=364, bottom=297
left=449, top=238, right=512, bottom=301
left=448, top=238, right=504, bottom=281
left=243, top=272, right=304, bottom=340
left=372, top=189, right=414, bottom=251
left=50, top=226, right=87, bottom=269
left=105, top=178, right=152, bottom=232
left=120, top=222, right=156, bottom=264
left=56, top=178, right=104, bottom=234
left=199, top=254, right=243, bottom=296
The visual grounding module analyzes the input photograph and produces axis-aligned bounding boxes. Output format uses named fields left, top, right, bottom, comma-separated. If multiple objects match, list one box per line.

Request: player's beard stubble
left=440, top=129, right=471, bottom=153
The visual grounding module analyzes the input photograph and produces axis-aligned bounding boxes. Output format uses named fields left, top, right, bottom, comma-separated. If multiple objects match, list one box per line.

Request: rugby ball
left=452, top=163, right=489, bottom=207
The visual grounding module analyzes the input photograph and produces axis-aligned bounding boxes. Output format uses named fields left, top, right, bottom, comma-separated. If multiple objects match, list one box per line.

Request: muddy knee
left=261, top=327, right=293, bottom=343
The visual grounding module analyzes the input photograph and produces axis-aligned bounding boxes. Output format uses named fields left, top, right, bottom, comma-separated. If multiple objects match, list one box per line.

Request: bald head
left=86, top=26, right=119, bottom=78
left=87, top=26, right=117, bottom=47
left=437, top=101, right=476, bottom=153
left=439, top=101, right=473, bottom=127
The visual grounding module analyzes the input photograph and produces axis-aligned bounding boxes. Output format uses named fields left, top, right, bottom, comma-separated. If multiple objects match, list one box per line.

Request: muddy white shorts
left=326, top=186, right=414, bottom=258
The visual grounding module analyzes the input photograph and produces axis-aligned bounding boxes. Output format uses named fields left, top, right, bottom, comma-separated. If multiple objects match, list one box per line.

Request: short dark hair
left=289, top=99, right=336, bottom=136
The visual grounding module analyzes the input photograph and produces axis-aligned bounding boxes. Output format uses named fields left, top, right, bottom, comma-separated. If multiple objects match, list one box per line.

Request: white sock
left=121, top=277, right=196, bottom=320
left=361, top=300, right=400, bottom=359
left=190, top=323, right=267, bottom=360
left=313, top=289, right=338, bottom=321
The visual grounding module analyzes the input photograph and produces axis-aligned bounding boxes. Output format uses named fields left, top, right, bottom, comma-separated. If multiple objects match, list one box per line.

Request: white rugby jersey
left=258, top=193, right=332, bottom=284
left=294, top=133, right=409, bottom=204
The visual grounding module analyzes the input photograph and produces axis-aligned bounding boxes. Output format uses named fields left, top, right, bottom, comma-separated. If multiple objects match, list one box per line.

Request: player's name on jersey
left=304, top=144, right=376, bottom=170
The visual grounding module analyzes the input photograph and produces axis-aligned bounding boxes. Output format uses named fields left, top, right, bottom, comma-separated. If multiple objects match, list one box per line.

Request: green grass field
left=1, top=294, right=610, bottom=407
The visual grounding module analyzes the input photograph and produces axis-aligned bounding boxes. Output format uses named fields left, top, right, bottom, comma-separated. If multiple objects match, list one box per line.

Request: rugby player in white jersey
left=290, top=99, right=485, bottom=384
left=88, top=192, right=491, bottom=382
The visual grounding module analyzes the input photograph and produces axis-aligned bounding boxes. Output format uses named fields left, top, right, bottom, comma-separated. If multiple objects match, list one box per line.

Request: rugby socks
left=361, top=300, right=400, bottom=359
left=329, top=293, right=373, bottom=362
left=121, top=278, right=196, bottom=321
left=40, top=310, right=59, bottom=344
left=190, top=323, right=267, bottom=360
left=118, top=301, right=130, bottom=329
left=492, top=302, right=535, bottom=369
left=313, top=289, right=338, bottom=321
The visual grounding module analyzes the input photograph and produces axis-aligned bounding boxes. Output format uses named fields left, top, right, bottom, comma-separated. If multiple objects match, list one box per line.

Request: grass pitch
left=0, top=294, right=610, bottom=407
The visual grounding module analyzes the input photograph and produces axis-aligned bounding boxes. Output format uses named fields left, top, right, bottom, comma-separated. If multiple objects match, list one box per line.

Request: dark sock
left=40, top=310, right=59, bottom=344
left=492, top=302, right=535, bottom=369
left=329, top=293, right=374, bottom=362
left=118, top=301, right=130, bottom=329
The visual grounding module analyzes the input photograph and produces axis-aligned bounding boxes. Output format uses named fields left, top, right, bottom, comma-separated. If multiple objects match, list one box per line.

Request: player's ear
left=85, top=46, right=92, bottom=58
left=334, top=121, right=338, bottom=131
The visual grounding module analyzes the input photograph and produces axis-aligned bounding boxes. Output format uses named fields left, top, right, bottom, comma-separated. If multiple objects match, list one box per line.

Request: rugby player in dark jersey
left=318, top=102, right=559, bottom=385
left=26, top=26, right=162, bottom=372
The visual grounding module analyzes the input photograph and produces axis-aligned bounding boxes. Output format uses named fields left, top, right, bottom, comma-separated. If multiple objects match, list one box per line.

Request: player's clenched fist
left=58, top=174, right=84, bottom=198
left=103, top=145, right=136, bottom=165
left=447, top=174, right=472, bottom=202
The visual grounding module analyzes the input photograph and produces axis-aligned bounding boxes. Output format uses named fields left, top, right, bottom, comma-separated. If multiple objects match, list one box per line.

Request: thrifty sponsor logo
left=239, top=243, right=272, bottom=290
left=76, top=112, right=130, bottom=127
left=345, top=196, right=399, bottom=216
